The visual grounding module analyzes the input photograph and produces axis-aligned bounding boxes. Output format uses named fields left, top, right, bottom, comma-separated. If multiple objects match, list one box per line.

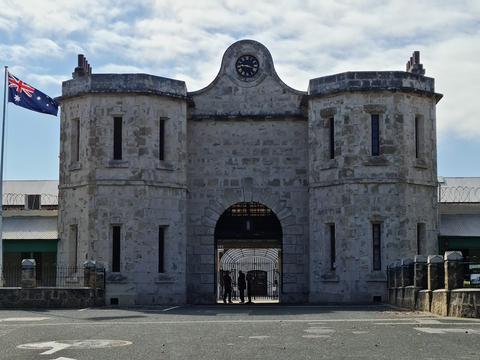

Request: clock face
left=235, top=55, right=259, bottom=78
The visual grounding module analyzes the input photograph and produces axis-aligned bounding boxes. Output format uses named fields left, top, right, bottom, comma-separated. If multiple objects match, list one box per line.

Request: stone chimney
left=406, top=51, right=425, bottom=76
left=72, top=54, right=92, bottom=79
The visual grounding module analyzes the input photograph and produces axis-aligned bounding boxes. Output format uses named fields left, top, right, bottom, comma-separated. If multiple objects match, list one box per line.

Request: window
left=158, top=227, right=165, bottom=273
left=372, top=223, right=381, bottom=270
left=371, top=114, right=380, bottom=156
left=112, top=225, right=121, bottom=272
left=71, top=118, right=80, bottom=163
left=159, top=118, right=166, bottom=161
left=329, top=223, right=336, bottom=270
left=25, top=194, right=41, bottom=210
left=69, top=225, right=78, bottom=269
left=414, top=115, right=424, bottom=159
left=417, top=223, right=426, bottom=255
left=328, top=117, right=335, bottom=159
left=113, top=117, right=123, bottom=160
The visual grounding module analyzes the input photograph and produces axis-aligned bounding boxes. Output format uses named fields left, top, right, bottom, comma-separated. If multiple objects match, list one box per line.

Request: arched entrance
left=214, top=202, right=282, bottom=303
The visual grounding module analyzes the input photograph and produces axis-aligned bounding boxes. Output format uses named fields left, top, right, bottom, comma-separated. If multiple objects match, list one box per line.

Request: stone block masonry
left=389, top=252, right=480, bottom=318
left=56, top=40, right=442, bottom=305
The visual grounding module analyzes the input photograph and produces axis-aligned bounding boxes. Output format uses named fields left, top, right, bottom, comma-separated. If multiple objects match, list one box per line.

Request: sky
left=0, top=0, right=479, bottom=180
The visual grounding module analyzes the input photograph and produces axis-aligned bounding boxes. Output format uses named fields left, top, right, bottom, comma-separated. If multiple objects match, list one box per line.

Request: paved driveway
left=0, top=305, right=479, bottom=359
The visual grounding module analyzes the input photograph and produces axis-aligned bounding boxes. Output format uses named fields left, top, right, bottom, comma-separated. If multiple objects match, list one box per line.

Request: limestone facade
left=57, top=40, right=442, bottom=305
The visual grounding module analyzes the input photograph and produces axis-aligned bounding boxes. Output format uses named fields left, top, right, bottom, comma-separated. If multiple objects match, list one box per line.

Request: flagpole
left=0, top=65, right=7, bottom=286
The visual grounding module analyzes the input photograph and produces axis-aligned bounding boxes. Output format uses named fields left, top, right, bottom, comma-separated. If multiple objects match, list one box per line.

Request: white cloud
left=0, top=0, right=479, bottom=139
left=95, top=64, right=147, bottom=73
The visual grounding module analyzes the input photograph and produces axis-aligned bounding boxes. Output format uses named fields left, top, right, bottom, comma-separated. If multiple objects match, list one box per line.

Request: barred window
left=329, top=223, right=336, bottom=270
left=112, top=225, right=121, bottom=272
left=371, top=114, right=380, bottom=156
left=158, top=227, right=166, bottom=273
left=329, top=117, right=335, bottom=159
left=113, top=117, right=122, bottom=160
left=372, top=223, right=381, bottom=270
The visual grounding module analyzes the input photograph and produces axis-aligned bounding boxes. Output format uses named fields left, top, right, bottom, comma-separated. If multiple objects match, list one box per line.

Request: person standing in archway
left=238, top=270, right=246, bottom=303
left=223, top=271, right=233, bottom=304
left=246, top=271, right=254, bottom=304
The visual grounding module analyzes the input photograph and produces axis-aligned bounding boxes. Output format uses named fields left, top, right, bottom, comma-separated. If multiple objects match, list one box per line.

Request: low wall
left=402, top=286, right=420, bottom=309
left=430, top=289, right=449, bottom=316
left=395, top=288, right=404, bottom=307
left=0, top=287, right=104, bottom=309
left=390, top=287, right=480, bottom=318
left=416, top=290, right=431, bottom=312
left=449, top=289, right=480, bottom=318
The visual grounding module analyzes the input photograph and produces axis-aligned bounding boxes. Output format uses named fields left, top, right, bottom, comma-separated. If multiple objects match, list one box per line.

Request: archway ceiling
left=221, top=248, right=279, bottom=264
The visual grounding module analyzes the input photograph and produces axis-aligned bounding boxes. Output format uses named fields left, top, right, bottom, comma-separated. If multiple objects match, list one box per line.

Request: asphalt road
left=0, top=305, right=479, bottom=359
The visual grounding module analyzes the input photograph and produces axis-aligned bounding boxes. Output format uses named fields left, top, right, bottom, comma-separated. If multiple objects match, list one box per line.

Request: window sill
left=319, top=159, right=338, bottom=170
left=414, top=158, right=428, bottom=169
left=363, top=155, right=389, bottom=166
left=156, top=161, right=175, bottom=171
left=107, top=160, right=129, bottom=168
left=106, top=272, right=128, bottom=283
left=155, top=274, right=175, bottom=284
left=320, top=273, right=339, bottom=282
left=366, top=272, right=387, bottom=282
left=69, top=162, right=82, bottom=171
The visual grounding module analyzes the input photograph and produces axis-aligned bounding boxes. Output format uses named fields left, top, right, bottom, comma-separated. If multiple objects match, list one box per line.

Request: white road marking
left=352, top=331, right=369, bottom=334
left=0, top=317, right=50, bottom=322
left=302, top=335, right=331, bottom=339
left=375, top=322, right=427, bottom=325
left=248, top=335, right=270, bottom=339
left=304, top=327, right=335, bottom=335
left=17, top=339, right=132, bottom=355
left=51, top=357, right=77, bottom=360
left=77, top=308, right=89, bottom=312
left=0, top=329, right=13, bottom=337
left=414, top=327, right=480, bottom=335
left=416, top=319, right=442, bottom=324
left=162, top=306, right=180, bottom=312
left=3, top=317, right=478, bottom=328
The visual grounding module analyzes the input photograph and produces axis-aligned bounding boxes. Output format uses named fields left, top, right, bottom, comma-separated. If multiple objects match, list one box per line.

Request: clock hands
left=237, top=64, right=254, bottom=69
left=235, top=55, right=259, bottom=78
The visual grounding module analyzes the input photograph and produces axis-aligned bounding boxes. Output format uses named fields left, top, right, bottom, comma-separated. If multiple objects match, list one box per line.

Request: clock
left=235, top=55, right=259, bottom=78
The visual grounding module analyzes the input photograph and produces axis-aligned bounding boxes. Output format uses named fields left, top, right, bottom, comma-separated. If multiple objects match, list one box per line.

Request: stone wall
left=389, top=252, right=480, bottom=318
left=0, top=288, right=98, bottom=309
left=58, top=78, right=188, bottom=305
left=56, top=40, right=443, bottom=305
left=449, top=289, right=480, bottom=318
left=186, top=40, right=308, bottom=304
left=308, top=87, right=438, bottom=303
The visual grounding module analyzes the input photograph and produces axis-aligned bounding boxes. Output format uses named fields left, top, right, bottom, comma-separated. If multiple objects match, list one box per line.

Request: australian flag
left=8, top=72, right=58, bottom=116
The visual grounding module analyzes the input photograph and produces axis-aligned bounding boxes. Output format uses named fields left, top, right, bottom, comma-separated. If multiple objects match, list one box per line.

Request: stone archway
left=214, top=201, right=282, bottom=303
left=188, top=186, right=302, bottom=305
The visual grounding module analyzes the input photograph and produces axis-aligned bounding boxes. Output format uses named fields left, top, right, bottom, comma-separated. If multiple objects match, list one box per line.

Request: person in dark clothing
left=246, top=271, right=254, bottom=304
left=223, top=271, right=233, bottom=304
left=238, top=271, right=246, bottom=303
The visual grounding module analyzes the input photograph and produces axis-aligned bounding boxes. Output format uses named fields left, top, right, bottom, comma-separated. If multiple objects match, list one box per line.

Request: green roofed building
left=1, top=180, right=59, bottom=286
left=439, top=177, right=480, bottom=261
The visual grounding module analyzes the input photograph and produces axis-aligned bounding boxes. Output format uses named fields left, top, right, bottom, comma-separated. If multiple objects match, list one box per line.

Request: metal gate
left=217, top=248, right=280, bottom=302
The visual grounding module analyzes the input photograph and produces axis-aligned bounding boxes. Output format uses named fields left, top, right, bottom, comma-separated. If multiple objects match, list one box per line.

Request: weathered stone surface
left=449, top=289, right=480, bottom=318
left=57, top=39, right=440, bottom=305
left=414, top=256, right=428, bottom=289
left=416, top=289, right=432, bottom=312
left=21, top=259, right=36, bottom=288
left=428, top=257, right=444, bottom=291
left=0, top=288, right=97, bottom=309
left=444, top=251, right=464, bottom=291
left=431, top=289, right=449, bottom=316
left=402, top=286, right=420, bottom=309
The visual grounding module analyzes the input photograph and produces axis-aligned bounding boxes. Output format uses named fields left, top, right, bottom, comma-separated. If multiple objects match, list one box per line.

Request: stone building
left=438, top=177, right=480, bottom=261
left=56, top=40, right=442, bottom=305
left=1, top=181, right=59, bottom=286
